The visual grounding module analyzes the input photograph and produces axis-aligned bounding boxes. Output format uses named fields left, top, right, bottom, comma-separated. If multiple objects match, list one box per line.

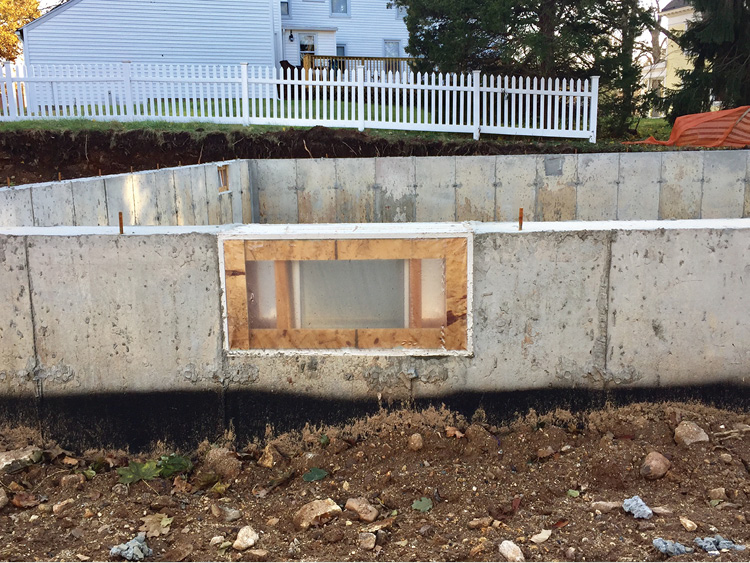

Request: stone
left=322, top=528, right=344, bottom=544
left=638, top=521, right=656, bottom=531
left=246, top=549, right=269, bottom=561
left=652, top=506, right=673, bottom=516
left=590, top=501, right=621, bottom=514
left=0, top=447, right=43, bottom=474
left=674, top=421, right=709, bottom=447
left=110, top=533, right=152, bottom=561
left=537, top=446, right=555, bottom=459
left=53, top=499, right=74, bottom=516
left=565, top=546, right=576, bottom=560
left=468, top=516, right=493, bottom=529
left=499, top=540, right=525, bottom=562
left=233, top=526, right=259, bottom=551
left=358, top=532, right=377, bottom=550
left=209, top=536, right=225, bottom=546
left=211, top=504, right=242, bottom=522
left=0, top=488, right=7, bottom=510
left=530, top=529, right=552, bottom=544
left=680, top=516, right=697, bottom=531
left=266, top=517, right=279, bottom=527
left=293, top=498, right=342, bottom=530
left=61, top=474, right=86, bottom=490
left=720, top=453, right=733, bottom=464
left=708, top=487, right=727, bottom=501
left=640, top=451, right=671, bottom=480
left=653, top=538, right=692, bottom=556
left=204, top=447, right=242, bottom=480
left=407, top=433, right=424, bottom=452
left=623, top=496, right=653, bottom=519
left=112, top=483, right=129, bottom=496
left=344, top=497, right=378, bottom=523
left=257, top=444, right=283, bottom=469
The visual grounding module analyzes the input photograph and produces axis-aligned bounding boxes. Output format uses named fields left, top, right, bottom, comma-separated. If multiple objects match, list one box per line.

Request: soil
left=0, top=126, right=683, bottom=186
left=1, top=401, right=749, bottom=562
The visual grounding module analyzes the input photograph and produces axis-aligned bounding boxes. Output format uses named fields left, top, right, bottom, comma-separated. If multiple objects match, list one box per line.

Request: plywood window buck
left=222, top=238, right=469, bottom=352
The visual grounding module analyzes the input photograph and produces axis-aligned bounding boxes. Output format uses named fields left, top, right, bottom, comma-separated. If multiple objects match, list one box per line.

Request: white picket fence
left=0, top=62, right=599, bottom=142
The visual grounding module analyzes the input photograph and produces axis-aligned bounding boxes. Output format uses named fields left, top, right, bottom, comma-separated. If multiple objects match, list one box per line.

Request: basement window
left=217, top=165, right=229, bottom=193
left=222, top=237, right=469, bottom=353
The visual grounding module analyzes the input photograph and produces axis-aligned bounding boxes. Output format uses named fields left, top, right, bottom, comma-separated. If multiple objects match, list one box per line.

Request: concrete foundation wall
left=0, top=160, right=253, bottom=228
left=3, top=151, right=750, bottom=228
left=2, top=221, right=748, bottom=411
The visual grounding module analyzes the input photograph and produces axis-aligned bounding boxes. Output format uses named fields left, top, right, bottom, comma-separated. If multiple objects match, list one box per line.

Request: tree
left=0, top=0, right=40, bottom=62
left=662, top=0, right=750, bottom=122
left=394, top=0, right=653, bottom=137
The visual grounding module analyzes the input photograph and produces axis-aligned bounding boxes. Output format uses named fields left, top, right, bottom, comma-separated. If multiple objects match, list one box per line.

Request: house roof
left=661, top=0, right=692, bottom=13
left=18, top=0, right=85, bottom=36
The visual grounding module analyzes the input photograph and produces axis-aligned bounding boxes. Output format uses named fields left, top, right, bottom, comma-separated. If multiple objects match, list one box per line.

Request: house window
left=336, top=44, right=346, bottom=57
left=280, top=1, right=290, bottom=16
left=299, top=33, right=316, bottom=65
left=384, top=40, right=400, bottom=58
left=331, top=0, right=349, bottom=16
left=222, top=237, right=469, bottom=353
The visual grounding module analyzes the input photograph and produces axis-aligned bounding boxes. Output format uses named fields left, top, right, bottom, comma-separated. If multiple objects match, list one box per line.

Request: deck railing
left=0, top=62, right=600, bottom=142
left=303, top=55, right=415, bottom=77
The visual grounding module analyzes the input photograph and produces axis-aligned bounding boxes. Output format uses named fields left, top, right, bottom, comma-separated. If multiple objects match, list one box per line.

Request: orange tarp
left=628, top=106, right=750, bottom=148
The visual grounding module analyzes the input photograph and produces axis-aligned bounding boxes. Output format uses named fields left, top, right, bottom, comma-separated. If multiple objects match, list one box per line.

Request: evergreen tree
left=662, top=0, right=750, bottom=122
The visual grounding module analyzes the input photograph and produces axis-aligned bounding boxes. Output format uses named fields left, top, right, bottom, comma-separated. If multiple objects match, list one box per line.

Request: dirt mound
left=1, top=402, right=748, bottom=562
left=1, top=126, right=615, bottom=186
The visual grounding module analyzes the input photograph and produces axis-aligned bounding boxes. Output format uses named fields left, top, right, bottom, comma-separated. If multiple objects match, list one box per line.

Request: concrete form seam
left=574, top=153, right=579, bottom=221
left=172, top=170, right=180, bottom=226
left=70, top=183, right=78, bottom=227
left=22, top=236, right=41, bottom=402
left=103, top=178, right=111, bottom=227
left=615, top=153, right=621, bottom=221
left=699, top=152, right=705, bottom=219
left=601, top=231, right=613, bottom=376
left=29, top=185, right=36, bottom=227
left=493, top=156, right=498, bottom=222
left=745, top=153, right=750, bottom=218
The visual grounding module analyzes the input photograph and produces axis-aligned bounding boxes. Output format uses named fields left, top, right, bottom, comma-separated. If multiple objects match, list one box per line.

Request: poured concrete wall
left=2, top=220, right=748, bottom=408
left=253, top=151, right=750, bottom=224
left=0, top=160, right=253, bottom=228
left=3, top=151, right=750, bottom=228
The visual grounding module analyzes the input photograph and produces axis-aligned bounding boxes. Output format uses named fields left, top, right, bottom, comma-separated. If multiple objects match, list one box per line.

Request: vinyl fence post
left=356, top=65, right=365, bottom=132
left=241, top=63, right=250, bottom=126
left=122, top=61, right=134, bottom=122
left=589, top=75, right=599, bottom=143
left=472, top=69, right=481, bottom=140
left=4, top=63, right=19, bottom=120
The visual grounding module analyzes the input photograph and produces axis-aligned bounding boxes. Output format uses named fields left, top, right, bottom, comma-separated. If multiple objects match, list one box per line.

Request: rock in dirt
left=246, top=549, right=269, bottom=561
left=204, top=447, right=242, bottom=480
left=0, top=447, right=43, bottom=474
left=293, top=498, right=342, bottom=530
left=209, top=536, right=224, bottom=546
left=408, top=433, right=424, bottom=451
left=653, top=538, right=692, bottom=556
left=257, top=444, right=283, bottom=469
left=674, top=421, right=709, bottom=446
left=590, top=501, right=621, bottom=513
left=60, top=474, right=86, bottom=489
left=623, top=496, right=653, bottom=519
left=640, top=451, right=671, bottom=480
left=680, top=516, right=697, bottom=531
left=53, top=498, right=74, bottom=516
left=0, top=488, right=7, bottom=510
left=530, top=529, right=552, bottom=544
left=322, top=528, right=344, bottom=544
left=499, top=540, right=525, bottom=562
left=468, top=516, right=493, bottom=529
left=708, top=487, right=727, bottom=501
left=565, top=547, right=576, bottom=560
left=537, top=446, right=555, bottom=459
left=694, top=535, right=746, bottom=555
left=110, top=533, right=152, bottom=561
left=211, top=504, right=242, bottom=522
left=720, top=452, right=732, bottom=464
left=652, top=506, right=673, bottom=516
left=345, top=497, right=378, bottom=522
left=112, top=483, right=129, bottom=496
left=358, top=532, right=376, bottom=550
left=233, top=526, right=260, bottom=551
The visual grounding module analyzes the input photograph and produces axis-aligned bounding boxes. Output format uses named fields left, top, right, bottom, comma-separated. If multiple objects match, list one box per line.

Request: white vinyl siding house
left=19, top=0, right=408, bottom=68
left=274, top=0, right=409, bottom=65
left=19, top=0, right=277, bottom=66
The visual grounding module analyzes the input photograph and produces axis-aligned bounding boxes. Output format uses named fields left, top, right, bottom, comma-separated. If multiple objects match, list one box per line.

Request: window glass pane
left=247, top=260, right=277, bottom=329
left=331, top=0, right=348, bottom=14
left=384, top=40, right=400, bottom=57
left=299, top=260, right=405, bottom=329
left=421, top=259, right=446, bottom=327
left=300, top=34, right=316, bottom=52
left=280, top=1, right=289, bottom=15
left=336, top=45, right=346, bottom=57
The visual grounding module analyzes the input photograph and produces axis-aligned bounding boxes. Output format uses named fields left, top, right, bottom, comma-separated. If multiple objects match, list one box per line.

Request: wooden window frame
left=222, top=237, right=470, bottom=354
left=217, top=165, right=229, bottom=193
